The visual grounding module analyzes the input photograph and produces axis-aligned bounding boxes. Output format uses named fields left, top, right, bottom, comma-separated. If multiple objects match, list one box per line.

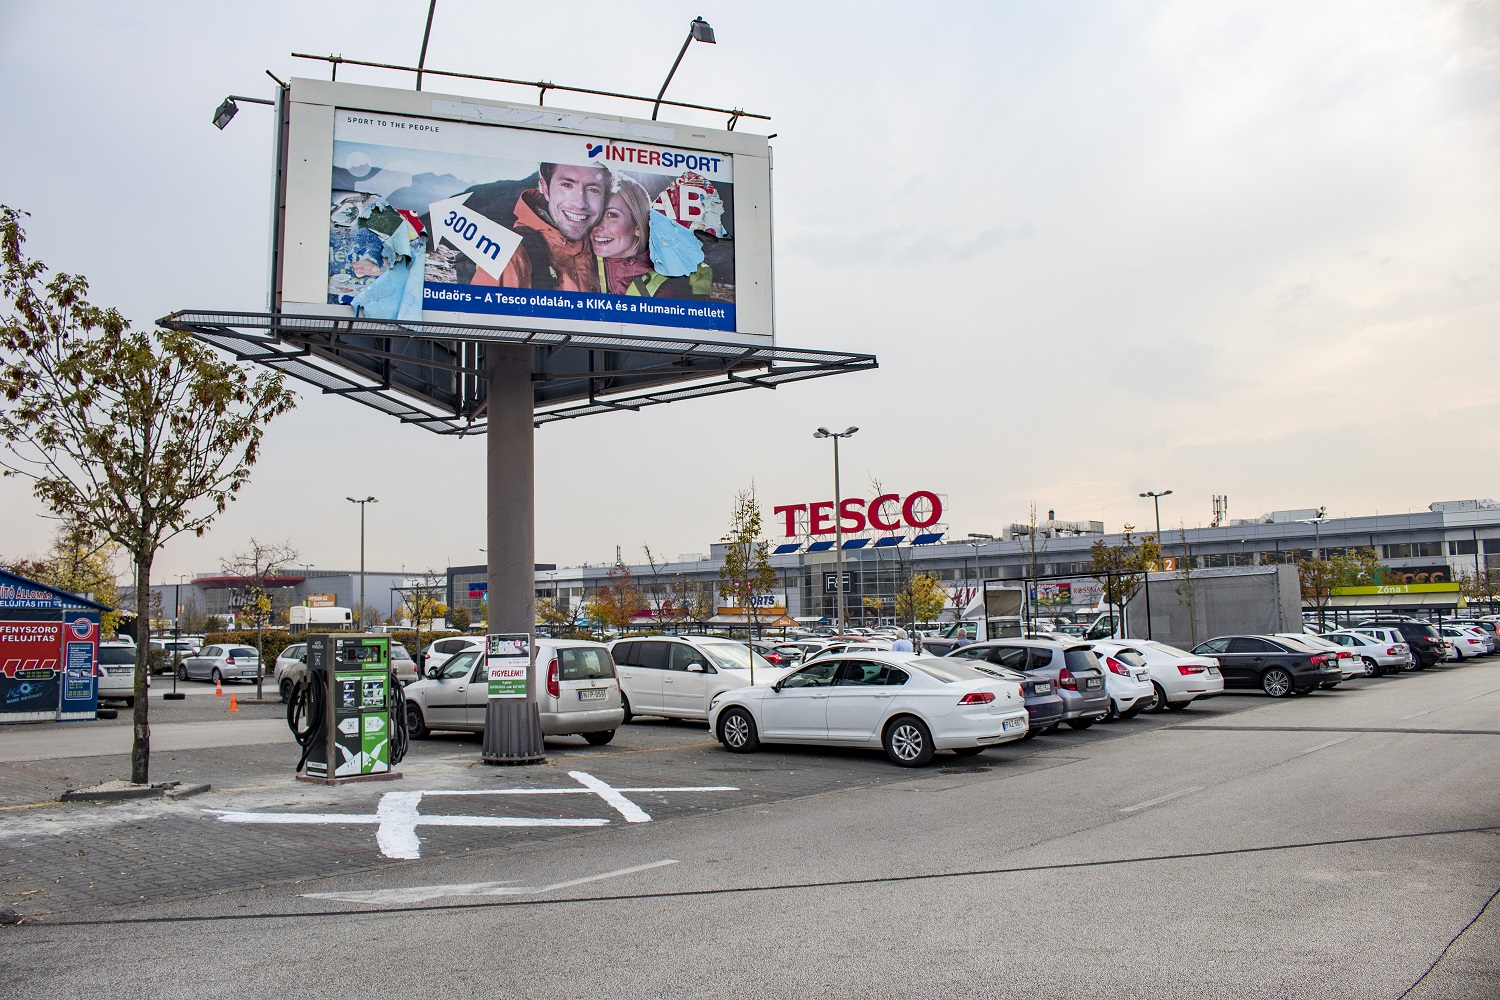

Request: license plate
left=578, top=688, right=606, bottom=701
left=1207, top=667, right=1219, bottom=676
left=1133, top=671, right=1149, bottom=681
left=1002, top=717, right=1025, bottom=732
left=1084, top=678, right=1102, bottom=690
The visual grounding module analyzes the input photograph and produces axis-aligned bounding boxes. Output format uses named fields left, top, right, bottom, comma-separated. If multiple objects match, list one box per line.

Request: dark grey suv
left=947, top=638, right=1109, bottom=730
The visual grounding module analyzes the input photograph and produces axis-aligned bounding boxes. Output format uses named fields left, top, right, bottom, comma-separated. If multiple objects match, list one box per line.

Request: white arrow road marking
left=1119, top=786, right=1203, bottom=813
left=301, top=859, right=679, bottom=905
left=428, top=192, right=523, bottom=276
left=208, top=771, right=739, bottom=859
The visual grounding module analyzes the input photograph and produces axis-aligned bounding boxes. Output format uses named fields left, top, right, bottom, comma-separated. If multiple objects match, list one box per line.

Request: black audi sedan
left=1190, top=635, right=1344, bottom=697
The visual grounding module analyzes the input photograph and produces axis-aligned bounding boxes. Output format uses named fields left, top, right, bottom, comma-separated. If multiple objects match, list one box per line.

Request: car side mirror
left=687, top=662, right=705, bottom=673
left=770, top=680, right=783, bottom=692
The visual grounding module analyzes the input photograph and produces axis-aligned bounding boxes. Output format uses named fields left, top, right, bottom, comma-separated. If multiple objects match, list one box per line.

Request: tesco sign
left=774, top=492, right=942, bottom=538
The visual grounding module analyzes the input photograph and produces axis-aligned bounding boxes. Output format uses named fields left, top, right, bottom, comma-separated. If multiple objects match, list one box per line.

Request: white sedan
left=708, top=652, right=1029, bottom=767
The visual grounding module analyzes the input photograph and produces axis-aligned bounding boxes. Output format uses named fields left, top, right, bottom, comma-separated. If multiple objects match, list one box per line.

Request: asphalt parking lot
left=2, top=661, right=1497, bottom=998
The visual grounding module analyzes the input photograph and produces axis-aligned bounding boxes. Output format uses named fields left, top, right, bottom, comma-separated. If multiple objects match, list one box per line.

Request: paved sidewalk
left=0, top=718, right=292, bottom=762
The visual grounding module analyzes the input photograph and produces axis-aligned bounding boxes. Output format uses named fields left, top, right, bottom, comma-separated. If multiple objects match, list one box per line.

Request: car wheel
left=1261, top=667, right=1293, bottom=698
left=951, top=746, right=986, bottom=757
left=1164, top=698, right=1191, bottom=712
left=279, top=679, right=293, bottom=704
left=883, top=715, right=935, bottom=767
left=406, top=703, right=429, bottom=739
left=718, top=708, right=759, bottom=753
left=1067, top=717, right=1095, bottom=730
left=177, top=663, right=188, bottom=681
left=211, top=668, right=223, bottom=686
left=1149, top=682, right=1169, bottom=713
left=123, top=697, right=135, bottom=708
left=1040, top=724, right=1060, bottom=736
left=583, top=730, right=615, bottom=746
left=1099, top=700, right=1119, bottom=724
left=620, top=693, right=633, bottom=725
left=1362, top=657, right=1380, bottom=677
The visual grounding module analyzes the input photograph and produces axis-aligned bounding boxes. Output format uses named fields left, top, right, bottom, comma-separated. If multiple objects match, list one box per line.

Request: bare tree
left=221, top=538, right=299, bottom=699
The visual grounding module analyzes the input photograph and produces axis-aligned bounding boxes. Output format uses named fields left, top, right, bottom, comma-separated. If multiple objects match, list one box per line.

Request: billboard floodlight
left=653, top=16, right=717, bottom=120
left=212, top=99, right=238, bottom=130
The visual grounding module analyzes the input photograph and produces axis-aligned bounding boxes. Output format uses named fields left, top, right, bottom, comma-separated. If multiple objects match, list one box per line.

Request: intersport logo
left=583, top=142, right=723, bottom=174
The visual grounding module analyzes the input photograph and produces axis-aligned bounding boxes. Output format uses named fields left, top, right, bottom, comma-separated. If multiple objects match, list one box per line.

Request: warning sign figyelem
left=486, top=633, right=530, bottom=699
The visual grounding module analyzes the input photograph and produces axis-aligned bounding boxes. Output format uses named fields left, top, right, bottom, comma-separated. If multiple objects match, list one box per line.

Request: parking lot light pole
left=1138, top=490, right=1172, bottom=639
left=815, top=426, right=858, bottom=632
left=1297, top=509, right=1328, bottom=629
left=967, top=533, right=994, bottom=622
left=347, top=496, right=377, bottom=628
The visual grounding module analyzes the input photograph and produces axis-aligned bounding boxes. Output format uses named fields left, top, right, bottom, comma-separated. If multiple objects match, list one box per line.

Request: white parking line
left=1119, top=786, right=1202, bottom=813
left=208, top=771, right=740, bottom=859
left=1298, top=737, right=1348, bottom=755
left=301, top=859, right=680, bottom=905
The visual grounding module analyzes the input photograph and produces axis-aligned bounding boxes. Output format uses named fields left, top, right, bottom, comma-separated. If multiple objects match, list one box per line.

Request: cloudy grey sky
left=2, top=1, right=1497, bottom=584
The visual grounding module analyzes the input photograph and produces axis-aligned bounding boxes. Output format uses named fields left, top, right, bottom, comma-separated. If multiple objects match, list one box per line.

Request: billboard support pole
left=482, top=345, right=545, bottom=765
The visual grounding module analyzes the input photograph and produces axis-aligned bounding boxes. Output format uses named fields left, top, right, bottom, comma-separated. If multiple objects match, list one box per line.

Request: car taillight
left=546, top=658, right=559, bottom=698
left=1177, top=664, right=1207, bottom=675
left=767, top=653, right=783, bottom=664
left=1337, top=650, right=1352, bottom=659
left=958, top=691, right=995, bottom=705
left=1058, top=667, right=1077, bottom=690
left=226, top=655, right=235, bottom=665
left=1103, top=656, right=1130, bottom=676
left=1387, top=648, right=1399, bottom=655
left=1310, top=654, right=1327, bottom=666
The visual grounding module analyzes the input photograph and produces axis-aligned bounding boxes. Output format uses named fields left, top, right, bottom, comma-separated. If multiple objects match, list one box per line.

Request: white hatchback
left=1083, top=642, right=1156, bottom=721
left=708, top=652, right=1028, bottom=767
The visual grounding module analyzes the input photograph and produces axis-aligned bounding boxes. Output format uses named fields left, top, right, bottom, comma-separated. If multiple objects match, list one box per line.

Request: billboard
left=277, top=79, right=773, bottom=345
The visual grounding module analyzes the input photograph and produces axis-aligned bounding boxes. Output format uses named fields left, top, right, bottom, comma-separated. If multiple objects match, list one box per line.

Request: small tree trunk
left=131, top=552, right=153, bottom=784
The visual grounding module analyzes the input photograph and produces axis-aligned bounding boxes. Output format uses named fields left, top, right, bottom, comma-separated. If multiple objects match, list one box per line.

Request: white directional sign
left=428, top=192, right=523, bottom=276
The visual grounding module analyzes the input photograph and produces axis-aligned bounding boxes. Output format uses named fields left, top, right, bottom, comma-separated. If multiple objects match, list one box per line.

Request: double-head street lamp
left=347, top=496, right=378, bottom=626
left=814, top=426, right=858, bottom=631
left=966, top=532, right=994, bottom=597
left=1137, top=490, right=1172, bottom=639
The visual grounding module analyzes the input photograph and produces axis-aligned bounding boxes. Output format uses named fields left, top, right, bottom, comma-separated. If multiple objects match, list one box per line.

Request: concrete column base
left=481, top=698, right=546, bottom=764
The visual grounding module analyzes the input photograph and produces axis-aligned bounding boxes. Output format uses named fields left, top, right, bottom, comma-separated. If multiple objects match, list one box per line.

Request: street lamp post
left=1138, top=490, right=1172, bottom=639
left=814, top=426, right=858, bottom=632
left=347, top=496, right=377, bottom=628
left=166, top=574, right=189, bottom=700
left=967, top=532, right=994, bottom=627
left=1296, top=508, right=1328, bottom=629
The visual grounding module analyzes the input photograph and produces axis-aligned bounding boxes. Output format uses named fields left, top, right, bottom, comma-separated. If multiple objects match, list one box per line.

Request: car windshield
left=698, top=642, right=773, bottom=672
left=98, top=646, right=135, bottom=665
left=229, top=647, right=259, bottom=658
left=1113, top=648, right=1148, bottom=668
left=390, top=644, right=412, bottom=660
left=559, top=646, right=614, bottom=680
left=963, top=661, right=1025, bottom=681
left=907, top=657, right=995, bottom=684
left=1407, top=624, right=1440, bottom=639
left=1275, top=636, right=1323, bottom=653
left=1141, top=641, right=1195, bottom=657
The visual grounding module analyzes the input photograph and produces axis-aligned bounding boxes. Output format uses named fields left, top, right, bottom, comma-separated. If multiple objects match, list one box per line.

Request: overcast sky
left=2, top=1, right=1497, bottom=584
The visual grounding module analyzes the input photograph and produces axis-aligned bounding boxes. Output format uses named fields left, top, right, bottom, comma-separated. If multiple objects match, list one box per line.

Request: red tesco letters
left=777, top=492, right=943, bottom=537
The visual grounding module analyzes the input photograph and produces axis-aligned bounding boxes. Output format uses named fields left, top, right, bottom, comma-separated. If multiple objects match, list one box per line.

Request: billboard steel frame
left=159, top=310, right=877, bottom=434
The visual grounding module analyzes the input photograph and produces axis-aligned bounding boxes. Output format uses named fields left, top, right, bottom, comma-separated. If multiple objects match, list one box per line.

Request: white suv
left=608, top=637, right=787, bottom=722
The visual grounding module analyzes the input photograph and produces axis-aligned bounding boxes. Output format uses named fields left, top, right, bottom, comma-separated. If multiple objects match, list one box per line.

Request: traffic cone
left=227, top=693, right=239, bottom=713
left=214, top=677, right=223, bottom=696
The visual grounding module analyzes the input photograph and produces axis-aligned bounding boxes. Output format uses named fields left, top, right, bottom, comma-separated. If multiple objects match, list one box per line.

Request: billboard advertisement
left=0, top=621, right=62, bottom=721
left=278, top=80, right=773, bottom=345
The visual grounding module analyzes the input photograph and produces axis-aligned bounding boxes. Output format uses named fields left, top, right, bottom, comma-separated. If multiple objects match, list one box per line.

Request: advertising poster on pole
left=487, top=633, right=530, bottom=699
